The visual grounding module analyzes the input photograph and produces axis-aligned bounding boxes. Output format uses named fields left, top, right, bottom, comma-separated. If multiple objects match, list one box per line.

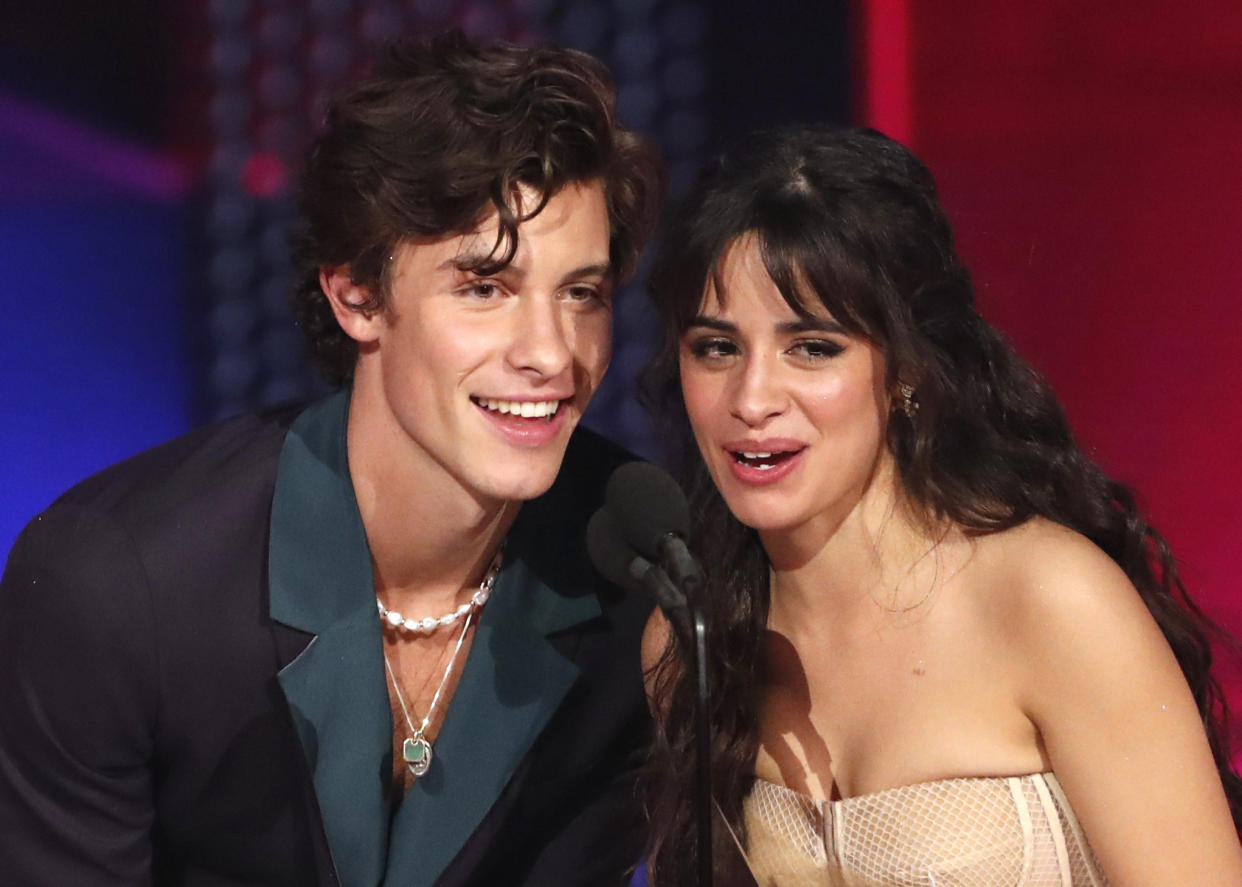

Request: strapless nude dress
left=731, top=773, right=1108, bottom=886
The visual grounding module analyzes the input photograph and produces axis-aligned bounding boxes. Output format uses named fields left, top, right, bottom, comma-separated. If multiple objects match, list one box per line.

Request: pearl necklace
left=380, top=548, right=503, bottom=780
left=376, top=550, right=501, bottom=635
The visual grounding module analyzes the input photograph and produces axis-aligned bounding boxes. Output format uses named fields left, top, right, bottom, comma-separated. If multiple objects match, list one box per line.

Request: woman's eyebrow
left=684, top=316, right=848, bottom=335
left=685, top=316, right=736, bottom=332
left=778, top=317, right=848, bottom=335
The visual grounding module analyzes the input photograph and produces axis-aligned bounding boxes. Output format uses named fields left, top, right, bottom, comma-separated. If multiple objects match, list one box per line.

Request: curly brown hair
left=291, top=30, right=663, bottom=386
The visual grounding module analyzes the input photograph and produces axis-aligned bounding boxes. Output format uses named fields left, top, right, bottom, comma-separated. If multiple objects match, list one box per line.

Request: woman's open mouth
left=730, top=449, right=799, bottom=471
left=724, top=443, right=806, bottom=484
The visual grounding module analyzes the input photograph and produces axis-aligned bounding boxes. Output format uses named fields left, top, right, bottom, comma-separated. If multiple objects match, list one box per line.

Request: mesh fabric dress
left=733, top=772, right=1108, bottom=886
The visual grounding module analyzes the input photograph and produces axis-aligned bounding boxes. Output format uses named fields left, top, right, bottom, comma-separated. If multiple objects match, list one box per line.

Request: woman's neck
left=761, top=464, right=956, bottom=627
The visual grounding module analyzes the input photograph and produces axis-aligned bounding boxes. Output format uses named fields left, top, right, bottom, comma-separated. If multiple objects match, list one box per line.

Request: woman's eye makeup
left=789, top=338, right=845, bottom=360
left=683, top=335, right=845, bottom=363
left=686, top=336, right=739, bottom=359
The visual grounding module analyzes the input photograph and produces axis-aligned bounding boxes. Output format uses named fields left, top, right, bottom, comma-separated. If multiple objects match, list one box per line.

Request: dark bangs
left=648, top=132, right=908, bottom=393
left=750, top=207, right=891, bottom=348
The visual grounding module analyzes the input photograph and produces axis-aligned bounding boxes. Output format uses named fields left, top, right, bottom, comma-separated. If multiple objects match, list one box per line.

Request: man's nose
left=507, top=297, right=573, bottom=379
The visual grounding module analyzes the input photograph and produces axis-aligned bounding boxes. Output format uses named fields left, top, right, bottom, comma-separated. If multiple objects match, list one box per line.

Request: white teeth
left=733, top=449, right=793, bottom=470
left=475, top=398, right=560, bottom=418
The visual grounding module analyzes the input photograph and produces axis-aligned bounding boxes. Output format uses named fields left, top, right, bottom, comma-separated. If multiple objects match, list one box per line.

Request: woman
left=641, top=125, right=1242, bottom=885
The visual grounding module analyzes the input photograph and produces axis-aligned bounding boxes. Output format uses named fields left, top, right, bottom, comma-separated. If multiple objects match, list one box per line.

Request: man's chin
left=478, top=453, right=567, bottom=504
left=482, top=474, right=559, bottom=504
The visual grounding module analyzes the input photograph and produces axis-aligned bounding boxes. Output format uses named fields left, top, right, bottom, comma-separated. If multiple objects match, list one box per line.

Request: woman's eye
left=790, top=339, right=844, bottom=361
left=687, top=337, right=738, bottom=360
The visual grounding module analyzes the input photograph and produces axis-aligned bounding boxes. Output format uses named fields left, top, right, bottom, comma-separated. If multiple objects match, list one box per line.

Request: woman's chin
left=720, top=498, right=805, bottom=534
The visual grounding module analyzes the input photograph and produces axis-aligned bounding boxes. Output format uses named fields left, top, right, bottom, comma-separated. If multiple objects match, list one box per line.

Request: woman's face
left=678, top=236, right=893, bottom=537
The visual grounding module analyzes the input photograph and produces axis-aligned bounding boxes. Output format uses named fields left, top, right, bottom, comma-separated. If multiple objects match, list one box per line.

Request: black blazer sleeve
left=0, top=503, right=160, bottom=885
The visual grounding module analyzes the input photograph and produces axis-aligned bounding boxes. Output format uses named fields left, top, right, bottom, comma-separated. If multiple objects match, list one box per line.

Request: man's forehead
left=396, top=181, right=611, bottom=278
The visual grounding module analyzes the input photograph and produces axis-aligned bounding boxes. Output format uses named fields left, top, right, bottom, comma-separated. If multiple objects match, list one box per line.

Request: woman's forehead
left=698, top=237, right=832, bottom=323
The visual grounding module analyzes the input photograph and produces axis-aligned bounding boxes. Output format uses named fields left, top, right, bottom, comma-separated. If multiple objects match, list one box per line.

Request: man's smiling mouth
left=470, top=397, right=563, bottom=421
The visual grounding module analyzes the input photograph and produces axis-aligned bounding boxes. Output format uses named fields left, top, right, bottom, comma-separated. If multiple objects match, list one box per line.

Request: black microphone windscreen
left=604, top=462, right=690, bottom=560
left=586, top=508, right=642, bottom=591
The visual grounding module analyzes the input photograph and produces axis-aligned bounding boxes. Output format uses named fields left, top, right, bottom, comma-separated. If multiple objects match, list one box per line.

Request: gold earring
left=897, top=382, right=919, bottom=418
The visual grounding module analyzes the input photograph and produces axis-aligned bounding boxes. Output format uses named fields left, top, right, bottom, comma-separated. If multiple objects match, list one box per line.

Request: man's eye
left=565, top=285, right=603, bottom=303
left=462, top=281, right=499, bottom=299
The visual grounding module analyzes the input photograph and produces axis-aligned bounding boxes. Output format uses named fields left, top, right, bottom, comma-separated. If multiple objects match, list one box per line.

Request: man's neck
left=345, top=389, right=518, bottom=607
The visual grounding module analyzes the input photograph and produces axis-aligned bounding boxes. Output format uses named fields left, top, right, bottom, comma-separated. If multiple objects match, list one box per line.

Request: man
left=0, top=32, right=661, bottom=886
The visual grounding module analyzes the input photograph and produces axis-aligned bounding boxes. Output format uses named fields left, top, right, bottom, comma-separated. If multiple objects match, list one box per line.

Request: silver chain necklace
left=380, top=550, right=502, bottom=779
left=384, top=607, right=474, bottom=779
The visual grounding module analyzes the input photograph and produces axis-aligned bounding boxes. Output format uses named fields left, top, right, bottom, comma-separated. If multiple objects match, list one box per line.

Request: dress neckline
left=752, top=770, right=1059, bottom=806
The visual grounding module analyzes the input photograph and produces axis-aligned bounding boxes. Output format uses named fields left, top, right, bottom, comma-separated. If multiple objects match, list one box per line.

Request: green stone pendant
left=403, top=736, right=432, bottom=778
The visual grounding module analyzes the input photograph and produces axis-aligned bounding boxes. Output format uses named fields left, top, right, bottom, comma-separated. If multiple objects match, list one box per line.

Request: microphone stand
left=588, top=503, right=714, bottom=886
left=691, top=604, right=712, bottom=887
left=637, top=567, right=712, bottom=887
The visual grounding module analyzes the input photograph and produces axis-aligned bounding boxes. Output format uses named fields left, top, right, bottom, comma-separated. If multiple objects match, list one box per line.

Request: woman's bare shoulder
left=967, top=516, right=1144, bottom=631
left=968, top=528, right=1242, bottom=884
left=965, top=517, right=1187, bottom=718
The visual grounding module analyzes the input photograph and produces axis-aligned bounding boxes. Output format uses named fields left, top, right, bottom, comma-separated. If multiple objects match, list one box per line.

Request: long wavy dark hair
left=641, top=124, right=1241, bottom=884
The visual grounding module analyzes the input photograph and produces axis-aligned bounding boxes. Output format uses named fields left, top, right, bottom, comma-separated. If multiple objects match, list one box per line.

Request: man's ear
left=319, top=265, right=383, bottom=343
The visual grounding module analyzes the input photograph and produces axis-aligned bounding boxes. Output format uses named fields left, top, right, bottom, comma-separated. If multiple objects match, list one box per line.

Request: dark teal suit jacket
left=0, top=393, right=653, bottom=886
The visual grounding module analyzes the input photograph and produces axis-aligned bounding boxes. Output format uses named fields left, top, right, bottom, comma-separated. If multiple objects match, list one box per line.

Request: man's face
left=346, top=181, right=613, bottom=506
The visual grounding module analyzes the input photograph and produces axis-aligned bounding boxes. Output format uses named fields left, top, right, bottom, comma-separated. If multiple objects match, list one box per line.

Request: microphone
left=586, top=509, right=686, bottom=610
left=587, top=509, right=692, bottom=649
left=591, top=462, right=714, bottom=887
left=603, top=462, right=704, bottom=598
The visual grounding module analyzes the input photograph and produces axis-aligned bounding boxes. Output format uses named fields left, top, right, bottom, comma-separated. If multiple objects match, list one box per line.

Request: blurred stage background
left=2, top=0, right=1240, bottom=750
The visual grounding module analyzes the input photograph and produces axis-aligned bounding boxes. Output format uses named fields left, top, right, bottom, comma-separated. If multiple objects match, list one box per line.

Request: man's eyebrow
left=562, top=262, right=613, bottom=282
left=433, top=259, right=613, bottom=282
left=437, top=251, right=516, bottom=275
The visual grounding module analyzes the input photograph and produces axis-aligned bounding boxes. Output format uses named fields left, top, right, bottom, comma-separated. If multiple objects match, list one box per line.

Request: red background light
left=860, top=0, right=1242, bottom=741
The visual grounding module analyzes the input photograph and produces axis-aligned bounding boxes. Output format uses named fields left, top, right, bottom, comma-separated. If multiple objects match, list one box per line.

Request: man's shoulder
left=48, top=402, right=305, bottom=527
left=3, top=401, right=314, bottom=627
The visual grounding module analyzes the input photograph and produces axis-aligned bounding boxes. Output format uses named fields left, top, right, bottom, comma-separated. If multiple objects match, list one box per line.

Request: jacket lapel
left=269, top=392, right=393, bottom=887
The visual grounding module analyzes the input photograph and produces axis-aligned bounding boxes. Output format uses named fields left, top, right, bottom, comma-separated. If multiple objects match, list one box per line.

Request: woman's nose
left=729, top=357, right=787, bottom=426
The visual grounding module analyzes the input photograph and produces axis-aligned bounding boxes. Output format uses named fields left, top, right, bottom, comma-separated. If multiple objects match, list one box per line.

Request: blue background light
left=0, top=194, right=190, bottom=551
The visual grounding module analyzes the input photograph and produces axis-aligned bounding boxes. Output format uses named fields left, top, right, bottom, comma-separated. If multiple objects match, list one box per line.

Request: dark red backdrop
left=859, top=0, right=1242, bottom=728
